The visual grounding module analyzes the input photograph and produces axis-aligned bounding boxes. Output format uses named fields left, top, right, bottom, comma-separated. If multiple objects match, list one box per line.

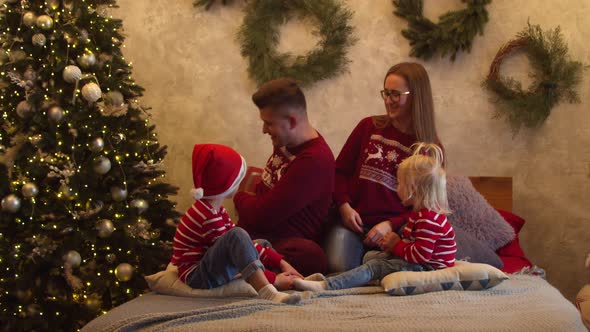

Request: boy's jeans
left=186, top=227, right=264, bottom=289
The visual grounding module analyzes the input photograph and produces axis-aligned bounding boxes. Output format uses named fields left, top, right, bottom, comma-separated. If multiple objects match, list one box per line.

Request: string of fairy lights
left=0, top=0, right=175, bottom=325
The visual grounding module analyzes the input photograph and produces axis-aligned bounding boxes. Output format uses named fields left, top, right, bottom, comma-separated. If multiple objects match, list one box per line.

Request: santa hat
left=190, top=144, right=247, bottom=200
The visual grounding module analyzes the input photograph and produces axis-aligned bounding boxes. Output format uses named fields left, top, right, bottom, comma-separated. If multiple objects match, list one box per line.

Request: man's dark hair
left=252, top=78, right=306, bottom=112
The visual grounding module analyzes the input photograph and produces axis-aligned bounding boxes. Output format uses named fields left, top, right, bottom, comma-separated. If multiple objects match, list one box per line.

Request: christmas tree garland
left=392, top=0, right=490, bottom=61
left=237, top=0, right=356, bottom=87
left=483, top=23, right=584, bottom=132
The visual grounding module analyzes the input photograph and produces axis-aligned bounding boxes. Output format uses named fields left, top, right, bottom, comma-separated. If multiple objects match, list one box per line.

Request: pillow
left=454, top=226, right=504, bottom=268
left=381, top=261, right=509, bottom=296
left=396, top=222, right=504, bottom=268
left=496, top=209, right=526, bottom=234
left=145, top=264, right=257, bottom=298
left=447, top=175, right=515, bottom=250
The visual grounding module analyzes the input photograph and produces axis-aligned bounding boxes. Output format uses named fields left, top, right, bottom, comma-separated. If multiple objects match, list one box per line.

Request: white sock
left=258, top=284, right=301, bottom=305
left=293, top=279, right=327, bottom=292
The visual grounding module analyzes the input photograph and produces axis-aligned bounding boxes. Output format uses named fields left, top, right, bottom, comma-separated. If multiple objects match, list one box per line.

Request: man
left=234, top=78, right=335, bottom=276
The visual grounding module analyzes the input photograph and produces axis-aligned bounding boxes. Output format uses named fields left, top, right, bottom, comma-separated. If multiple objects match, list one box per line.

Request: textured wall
left=114, top=0, right=590, bottom=301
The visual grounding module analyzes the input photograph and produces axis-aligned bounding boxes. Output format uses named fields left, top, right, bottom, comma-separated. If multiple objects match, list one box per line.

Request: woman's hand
left=273, top=272, right=301, bottom=290
left=339, top=203, right=363, bottom=233
left=379, top=232, right=401, bottom=252
left=363, top=220, right=393, bottom=247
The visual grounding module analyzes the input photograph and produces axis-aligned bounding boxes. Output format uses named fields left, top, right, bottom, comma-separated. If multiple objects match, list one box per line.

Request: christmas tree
left=0, top=1, right=180, bottom=330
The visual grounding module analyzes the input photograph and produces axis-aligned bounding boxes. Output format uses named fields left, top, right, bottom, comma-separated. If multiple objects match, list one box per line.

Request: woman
left=325, top=62, right=443, bottom=272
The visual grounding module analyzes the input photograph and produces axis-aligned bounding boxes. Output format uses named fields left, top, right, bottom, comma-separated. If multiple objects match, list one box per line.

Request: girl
left=171, top=144, right=302, bottom=304
left=326, top=62, right=445, bottom=273
left=295, top=143, right=455, bottom=291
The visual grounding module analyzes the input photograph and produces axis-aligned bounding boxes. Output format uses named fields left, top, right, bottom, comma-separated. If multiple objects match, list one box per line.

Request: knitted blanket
left=82, top=275, right=585, bottom=332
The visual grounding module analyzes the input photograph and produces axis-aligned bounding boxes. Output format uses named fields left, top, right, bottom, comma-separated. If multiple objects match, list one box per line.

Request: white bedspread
left=82, top=275, right=586, bottom=331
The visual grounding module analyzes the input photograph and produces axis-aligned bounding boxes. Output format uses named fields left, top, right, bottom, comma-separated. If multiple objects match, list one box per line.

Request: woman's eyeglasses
left=380, top=89, right=410, bottom=101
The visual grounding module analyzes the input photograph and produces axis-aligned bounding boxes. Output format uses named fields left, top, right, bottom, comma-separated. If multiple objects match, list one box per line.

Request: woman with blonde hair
left=325, top=62, right=444, bottom=272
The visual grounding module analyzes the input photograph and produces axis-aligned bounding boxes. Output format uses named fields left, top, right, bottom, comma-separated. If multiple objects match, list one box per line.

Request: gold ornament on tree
left=115, top=263, right=134, bottom=282
left=21, top=182, right=39, bottom=198
left=23, top=11, right=36, bottom=27
left=36, top=15, right=54, bottom=30
left=92, top=156, right=111, bottom=175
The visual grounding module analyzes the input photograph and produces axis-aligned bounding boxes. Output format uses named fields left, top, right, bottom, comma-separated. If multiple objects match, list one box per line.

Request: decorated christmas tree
left=0, top=0, right=180, bottom=330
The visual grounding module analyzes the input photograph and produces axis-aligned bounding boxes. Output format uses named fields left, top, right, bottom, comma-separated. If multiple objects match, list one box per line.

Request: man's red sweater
left=334, top=117, right=417, bottom=230
left=234, top=135, right=335, bottom=243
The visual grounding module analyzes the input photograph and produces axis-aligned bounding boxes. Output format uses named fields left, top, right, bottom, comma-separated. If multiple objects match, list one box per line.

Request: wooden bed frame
left=469, top=177, right=512, bottom=212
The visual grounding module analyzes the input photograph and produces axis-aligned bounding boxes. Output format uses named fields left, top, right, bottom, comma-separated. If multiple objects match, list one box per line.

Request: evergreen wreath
left=483, top=23, right=584, bottom=133
left=392, top=0, right=490, bottom=61
left=193, top=0, right=233, bottom=10
left=237, top=0, right=356, bottom=87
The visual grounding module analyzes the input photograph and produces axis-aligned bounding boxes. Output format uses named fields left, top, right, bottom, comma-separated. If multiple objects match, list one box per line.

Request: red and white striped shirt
left=171, top=200, right=283, bottom=283
left=392, top=209, right=456, bottom=269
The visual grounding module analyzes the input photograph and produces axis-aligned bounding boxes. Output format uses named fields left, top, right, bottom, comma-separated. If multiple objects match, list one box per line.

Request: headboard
left=468, top=177, right=513, bottom=212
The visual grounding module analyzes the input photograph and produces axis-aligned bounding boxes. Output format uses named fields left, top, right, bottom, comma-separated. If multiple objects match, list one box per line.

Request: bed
left=82, top=177, right=586, bottom=331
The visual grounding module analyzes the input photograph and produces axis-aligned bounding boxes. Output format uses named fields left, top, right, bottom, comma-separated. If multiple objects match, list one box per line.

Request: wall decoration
left=237, top=0, right=356, bottom=87
left=483, top=23, right=584, bottom=133
left=392, top=0, right=490, bottom=61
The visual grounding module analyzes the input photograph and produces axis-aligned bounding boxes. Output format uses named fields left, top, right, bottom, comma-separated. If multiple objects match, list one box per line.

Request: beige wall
left=115, top=0, right=590, bottom=301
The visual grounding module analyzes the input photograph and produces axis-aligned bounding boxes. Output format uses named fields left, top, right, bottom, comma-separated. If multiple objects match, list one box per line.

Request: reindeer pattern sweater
left=334, top=117, right=417, bottom=229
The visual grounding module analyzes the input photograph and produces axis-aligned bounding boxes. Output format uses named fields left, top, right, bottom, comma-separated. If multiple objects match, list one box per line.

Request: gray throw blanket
left=83, top=275, right=585, bottom=332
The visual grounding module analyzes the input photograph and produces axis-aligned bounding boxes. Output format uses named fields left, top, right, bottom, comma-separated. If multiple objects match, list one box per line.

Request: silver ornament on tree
left=21, top=182, right=39, bottom=198
left=105, top=91, right=124, bottom=106
left=2, top=194, right=21, bottom=213
left=23, top=11, right=36, bottom=27
left=115, top=263, right=134, bottom=282
left=110, top=186, right=128, bottom=202
left=63, top=65, right=82, bottom=83
left=16, top=100, right=34, bottom=118
left=130, top=199, right=149, bottom=214
left=32, top=33, right=46, bottom=47
left=48, top=106, right=64, bottom=123
left=81, top=82, right=102, bottom=102
left=89, top=137, right=104, bottom=152
left=93, top=156, right=111, bottom=175
left=36, top=15, right=54, bottom=30
left=96, top=219, right=115, bottom=238
left=64, top=250, right=81, bottom=267
left=77, top=52, right=96, bottom=68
